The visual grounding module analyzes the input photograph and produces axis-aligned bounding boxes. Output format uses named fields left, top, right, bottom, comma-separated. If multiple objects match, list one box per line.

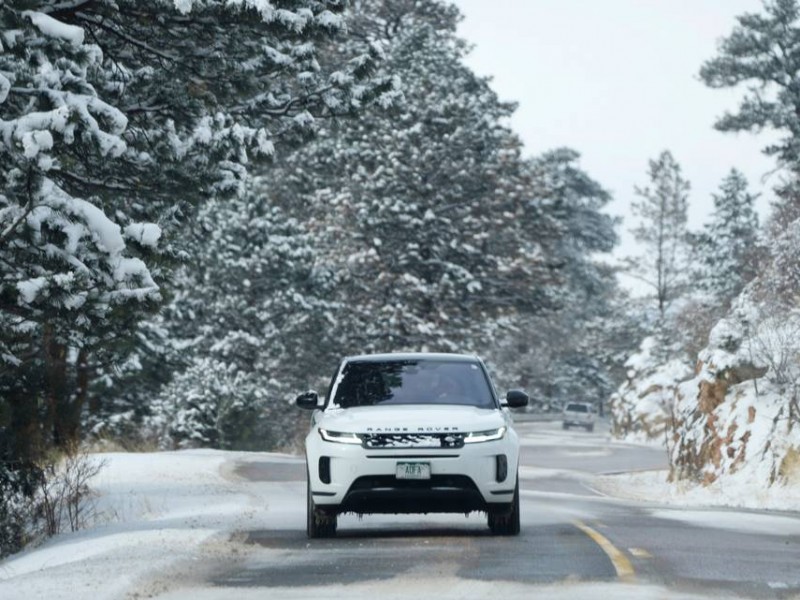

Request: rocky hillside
left=612, top=216, right=800, bottom=493
left=609, top=335, right=692, bottom=445
left=669, top=297, right=800, bottom=489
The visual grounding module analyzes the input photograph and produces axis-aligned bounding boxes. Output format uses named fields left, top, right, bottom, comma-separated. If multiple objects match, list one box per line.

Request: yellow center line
left=573, top=520, right=636, bottom=583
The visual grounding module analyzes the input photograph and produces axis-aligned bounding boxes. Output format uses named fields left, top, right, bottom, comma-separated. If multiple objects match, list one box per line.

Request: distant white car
left=562, top=402, right=596, bottom=432
left=295, top=352, right=529, bottom=538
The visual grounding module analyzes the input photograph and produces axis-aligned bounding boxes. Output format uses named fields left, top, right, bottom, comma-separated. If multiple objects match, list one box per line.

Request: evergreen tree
left=1, top=3, right=160, bottom=461
left=700, top=0, right=800, bottom=167
left=695, top=169, right=760, bottom=305
left=489, top=149, right=622, bottom=410
left=753, top=214, right=800, bottom=309
left=147, top=0, right=622, bottom=450
left=148, top=357, right=296, bottom=451
left=271, top=0, right=564, bottom=353
left=0, top=0, right=390, bottom=461
left=184, top=0, right=562, bottom=362
left=700, top=0, right=800, bottom=264
left=155, top=0, right=542, bottom=435
left=152, top=194, right=348, bottom=448
left=627, top=150, right=691, bottom=319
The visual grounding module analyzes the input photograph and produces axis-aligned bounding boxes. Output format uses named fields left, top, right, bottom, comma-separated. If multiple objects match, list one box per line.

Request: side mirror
left=504, top=389, right=529, bottom=408
left=295, top=390, right=320, bottom=410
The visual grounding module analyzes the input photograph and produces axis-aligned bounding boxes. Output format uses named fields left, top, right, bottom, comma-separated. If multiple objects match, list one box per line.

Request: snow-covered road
left=1, top=421, right=799, bottom=599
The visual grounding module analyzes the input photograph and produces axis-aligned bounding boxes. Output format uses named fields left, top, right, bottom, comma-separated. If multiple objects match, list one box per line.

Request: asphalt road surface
left=210, top=419, right=800, bottom=599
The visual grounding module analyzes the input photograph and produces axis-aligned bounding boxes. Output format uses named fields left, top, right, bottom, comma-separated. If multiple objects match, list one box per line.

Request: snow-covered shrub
left=151, top=359, right=237, bottom=449
left=0, top=465, right=35, bottom=558
left=149, top=358, right=300, bottom=451
left=1, top=449, right=106, bottom=557
left=609, top=334, right=694, bottom=443
left=34, top=449, right=105, bottom=537
left=745, top=315, right=800, bottom=389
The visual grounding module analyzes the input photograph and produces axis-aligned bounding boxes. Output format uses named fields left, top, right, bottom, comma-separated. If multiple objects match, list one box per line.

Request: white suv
left=295, top=353, right=528, bottom=538
left=562, top=402, right=596, bottom=432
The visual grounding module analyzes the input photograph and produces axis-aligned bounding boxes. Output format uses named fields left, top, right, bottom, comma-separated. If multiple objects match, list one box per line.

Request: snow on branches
left=1, top=5, right=157, bottom=372
left=0, top=0, right=394, bottom=457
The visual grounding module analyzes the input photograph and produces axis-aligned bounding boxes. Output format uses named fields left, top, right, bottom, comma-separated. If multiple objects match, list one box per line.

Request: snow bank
left=596, top=468, right=800, bottom=512
left=157, top=580, right=713, bottom=600
left=0, top=450, right=299, bottom=600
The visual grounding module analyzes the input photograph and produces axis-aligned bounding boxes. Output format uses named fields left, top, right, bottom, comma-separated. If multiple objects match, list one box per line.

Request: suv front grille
left=362, top=433, right=465, bottom=449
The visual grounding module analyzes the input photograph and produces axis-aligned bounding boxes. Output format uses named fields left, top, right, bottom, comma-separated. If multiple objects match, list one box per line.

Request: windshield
left=331, top=359, right=496, bottom=409
left=566, top=403, right=589, bottom=413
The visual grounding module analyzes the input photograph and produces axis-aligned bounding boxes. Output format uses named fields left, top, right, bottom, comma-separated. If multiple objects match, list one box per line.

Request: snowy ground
left=0, top=428, right=798, bottom=599
left=595, top=467, right=800, bottom=512
left=0, top=449, right=290, bottom=599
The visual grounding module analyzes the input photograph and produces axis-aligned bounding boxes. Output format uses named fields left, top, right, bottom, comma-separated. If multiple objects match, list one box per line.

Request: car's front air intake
left=362, top=433, right=465, bottom=449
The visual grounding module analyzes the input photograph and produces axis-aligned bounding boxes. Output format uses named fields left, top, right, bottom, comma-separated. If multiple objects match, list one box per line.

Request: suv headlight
left=463, top=426, right=506, bottom=444
left=319, top=429, right=363, bottom=445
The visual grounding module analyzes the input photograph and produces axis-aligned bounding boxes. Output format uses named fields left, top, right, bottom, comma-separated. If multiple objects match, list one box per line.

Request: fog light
left=319, top=456, right=331, bottom=484
left=495, top=454, right=508, bottom=482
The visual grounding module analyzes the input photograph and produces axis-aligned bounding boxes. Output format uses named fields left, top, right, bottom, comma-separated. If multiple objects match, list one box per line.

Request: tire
left=562, top=422, right=569, bottom=430
left=306, top=472, right=337, bottom=538
left=487, top=476, right=520, bottom=536
left=586, top=423, right=594, bottom=432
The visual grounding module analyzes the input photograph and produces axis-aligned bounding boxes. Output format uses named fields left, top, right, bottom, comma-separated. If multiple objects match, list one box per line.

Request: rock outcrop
left=669, top=301, right=800, bottom=489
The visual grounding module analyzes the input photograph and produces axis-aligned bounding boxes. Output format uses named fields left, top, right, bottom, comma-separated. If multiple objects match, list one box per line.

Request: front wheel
left=307, top=472, right=337, bottom=538
left=487, top=476, right=520, bottom=536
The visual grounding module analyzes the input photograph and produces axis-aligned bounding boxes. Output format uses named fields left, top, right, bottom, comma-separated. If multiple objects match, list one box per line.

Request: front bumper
left=305, top=431, right=519, bottom=514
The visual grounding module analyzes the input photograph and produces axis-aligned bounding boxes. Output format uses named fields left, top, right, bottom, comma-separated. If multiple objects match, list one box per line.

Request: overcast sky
left=451, top=0, right=779, bottom=261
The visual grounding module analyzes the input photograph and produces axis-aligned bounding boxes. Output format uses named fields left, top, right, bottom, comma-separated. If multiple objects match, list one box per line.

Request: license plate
left=396, top=462, right=431, bottom=480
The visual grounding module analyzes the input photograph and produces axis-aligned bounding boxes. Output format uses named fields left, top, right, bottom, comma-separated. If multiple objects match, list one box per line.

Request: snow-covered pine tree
left=148, top=195, right=349, bottom=450
left=0, top=0, right=393, bottom=461
left=700, top=0, right=800, bottom=167
left=694, top=169, right=759, bottom=306
left=143, top=0, right=575, bottom=450
left=699, top=0, right=800, bottom=271
left=142, top=0, right=625, bottom=450
left=269, top=0, right=564, bottom=353
left=610, top=151, right=695, bottom=439
left=488, top=149, right=623, bottom=410
left=1, top=3, right=160, bottom=461
left=627, top=150, right=691, bottom=322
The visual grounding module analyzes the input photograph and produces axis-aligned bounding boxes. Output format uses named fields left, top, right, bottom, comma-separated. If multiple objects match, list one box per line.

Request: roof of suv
left=344, top=352, right=480, bottom=363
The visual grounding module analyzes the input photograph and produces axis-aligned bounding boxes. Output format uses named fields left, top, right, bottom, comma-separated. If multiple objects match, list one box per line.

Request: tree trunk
left=7, top=385, right=43, bottom=465
left=63, top=347, right=91, bottom=448
left=85, top=346, right=101, bottom=417
left=43, top=324, right=70, bottom=449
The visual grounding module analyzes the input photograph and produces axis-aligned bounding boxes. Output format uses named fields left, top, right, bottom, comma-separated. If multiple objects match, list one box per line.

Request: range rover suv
left=295, top=353, right=528, bottom=538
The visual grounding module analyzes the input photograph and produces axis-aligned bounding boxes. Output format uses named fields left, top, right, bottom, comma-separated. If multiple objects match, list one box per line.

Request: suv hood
left=317, top=404, right=505, bottom=434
